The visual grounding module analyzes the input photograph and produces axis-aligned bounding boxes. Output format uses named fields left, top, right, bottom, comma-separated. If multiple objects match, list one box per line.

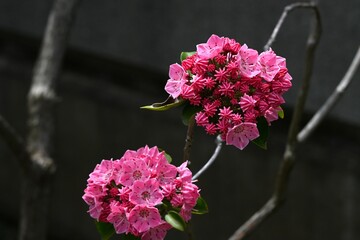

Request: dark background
left=0, top=0, right=359, bottom=239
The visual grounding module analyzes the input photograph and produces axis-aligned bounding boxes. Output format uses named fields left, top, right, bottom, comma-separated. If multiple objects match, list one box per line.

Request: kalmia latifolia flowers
left=83, top=146, right=201, bottom=240
left=165, top=34, right=292, bottom=150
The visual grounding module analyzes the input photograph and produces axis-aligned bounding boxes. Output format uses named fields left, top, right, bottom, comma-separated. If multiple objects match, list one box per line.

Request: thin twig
left=229, top=2, right=321, bottom=239
left=297, top=46, right=360, bottom=142
left=183, top=115, right=196, bottom=162
left=264, top=2, right=317, bottom=51
left=192, top=135, right=223, bottom=180
left=0, top=114, right=31, bottom=171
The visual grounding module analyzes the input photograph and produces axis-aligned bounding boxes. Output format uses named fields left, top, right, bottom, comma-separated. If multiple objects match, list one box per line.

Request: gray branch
left=19, top=0, right=81, bottom=240
left=0, top=114, right=30, bottom=171
left=297, top=46, right=360, bottom=142
left=229, top=2, right=322, bottom=239
left=192, top=135, right=223, bottom=180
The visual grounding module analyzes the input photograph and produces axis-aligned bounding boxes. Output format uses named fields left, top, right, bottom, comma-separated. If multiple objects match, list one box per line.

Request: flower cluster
left=82, top=146, right=200, bottom=240
left=165, top=34, right=292, bottom=150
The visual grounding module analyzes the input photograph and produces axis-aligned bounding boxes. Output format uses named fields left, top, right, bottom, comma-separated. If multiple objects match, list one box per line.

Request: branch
left=27, top=0, right=81, bottom=174
left=192, top=135, right=223, bottom=180
left=19, top=0, right=81, bottom=240
left=183, top=116, right=196, bottom=162
left=264, top=2, right=318, bottom=51
left=297, top=46, right=360, bottom=142
left=0, top=114, right=30, bottom=171
left=229, top=2, right=322, bottom=239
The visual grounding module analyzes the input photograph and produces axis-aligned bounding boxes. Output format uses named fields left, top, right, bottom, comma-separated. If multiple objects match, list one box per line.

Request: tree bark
left=19, top=0, right=81, bottom=240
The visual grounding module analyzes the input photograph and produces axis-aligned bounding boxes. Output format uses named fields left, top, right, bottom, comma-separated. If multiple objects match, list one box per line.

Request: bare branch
left=264, top=2, right=318, bottom=51
left=192, top=135, right=223, bottom=180
left=297, top=46, right=360, bottom=142
left=228, top=197, right=277, bottom=240
left=19, top=0, right=81, bottom=240
left=0, top=114, right=30, bottom=171
left=229, top=2, right=322, bottom=239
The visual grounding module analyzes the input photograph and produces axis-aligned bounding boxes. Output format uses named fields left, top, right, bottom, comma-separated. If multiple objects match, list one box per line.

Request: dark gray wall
left=0, top=1, right=360, bottom=240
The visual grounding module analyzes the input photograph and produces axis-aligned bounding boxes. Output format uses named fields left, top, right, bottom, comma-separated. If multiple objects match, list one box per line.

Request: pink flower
left=258, top=49, right=280, bottom=82
left=107, top=201, right=130, bottom=234
left=177, top=161, right=193, bottom=183
left=119, top=159, right=150, bottom=187
left=155, top=159, right=178, bottom=185
left=88, top=160, right=121, bottom=185
left=141, top=223, right=172, bottom=240
left=239, top=93, right=257, bottom=112
left=195, top=111, right=209, bottom=126
left=226, top=122, right=260, bottom=150
left=264, top=107, right=279, bottom=124
left=130, top=179, right=163, bottom=206
left=128, top=205, right=162, bottom=233
left=219, top=106, right=233, bottom=120
left=165, top=63, right=187, bottom=98
left=196, top=34, right=224, bottom=59
left=238, top=44, right=260, bottom=78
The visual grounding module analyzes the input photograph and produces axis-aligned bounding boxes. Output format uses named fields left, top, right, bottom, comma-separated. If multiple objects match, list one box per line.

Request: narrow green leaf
left=278, top=107, right=284, bottom=119
left=252, top=117, right=269, bottom=150
left=165, top=210, right=187, bottom=231
left=95, top=221, right=115, bottom=240
left=191, top=197, right=209, bottom=215
left=140, top=96, right=185, bottom=111
left=182, top=103, right=202, bottom=126
left=180, top=51, right=196, bottom=62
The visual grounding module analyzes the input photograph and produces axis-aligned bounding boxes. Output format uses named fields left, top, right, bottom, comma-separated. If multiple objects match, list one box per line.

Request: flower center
left=133, top=170, right=142, bottom=180
left=141, top=191, right=150, bottom=200
left=235, top=125, right=244, bottom=133
left=139, top=209, right=150, bottom=218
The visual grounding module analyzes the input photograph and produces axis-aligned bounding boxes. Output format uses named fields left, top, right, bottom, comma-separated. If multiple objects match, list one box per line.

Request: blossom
left=107, top=201, right=130, bottom=234
left=130, top=179, right=163, bottom=206
left=162, top=34, right=292, bottom=150
left=258, top=49, right=280, bottom=82
left=83, top=146, right=202, bottom=239
left=238, top=44, right=260, bottom=78
left=239, top=94, right=257, bottom=112
left=128, top=205, right=162, bottom=233
left=119, top=159, right=150, bottom=187
left=196, top=34, right=224, bottom=59
left=226, top=122, right=260, bottom=150
left=141, top=223, right=172, bottom=240
left=165, top=63, right=187, bottom=98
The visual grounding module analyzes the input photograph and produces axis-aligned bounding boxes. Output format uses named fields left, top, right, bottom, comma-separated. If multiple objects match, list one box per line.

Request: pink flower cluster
left=165, top=34, right=292, bottom=150
left=82, top=146, right=200, bottom=240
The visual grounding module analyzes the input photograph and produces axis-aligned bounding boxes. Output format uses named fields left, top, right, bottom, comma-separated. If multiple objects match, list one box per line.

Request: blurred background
left=0, top=0, right=359, bottom=239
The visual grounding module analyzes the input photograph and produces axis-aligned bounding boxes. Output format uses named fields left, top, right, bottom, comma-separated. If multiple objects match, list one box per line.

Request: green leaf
left=182, top=103, right=202, bottom=126
left=141, top=96, right=185, bottom=111
left=164, top=151, right=172, bottom=163
left=120, top=234, right=141, bottom=240
left=180, top=51, right=196, bottom=62
left=95, top=221, right=115, bottom=240
left=278, top=107, right=284, bottom=119
left=191, top=197, right=209, bottom=215
left=252, top=117, right=269, bottom=150
left=165, top=210, right=187, bottom=231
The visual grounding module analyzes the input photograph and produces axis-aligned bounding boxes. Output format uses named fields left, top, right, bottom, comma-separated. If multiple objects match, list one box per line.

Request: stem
left=183, top=115, right=196, bottom=162
left=229, top=2, right=322, bottom=239
left=192, top=135, right=223, bottom=180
